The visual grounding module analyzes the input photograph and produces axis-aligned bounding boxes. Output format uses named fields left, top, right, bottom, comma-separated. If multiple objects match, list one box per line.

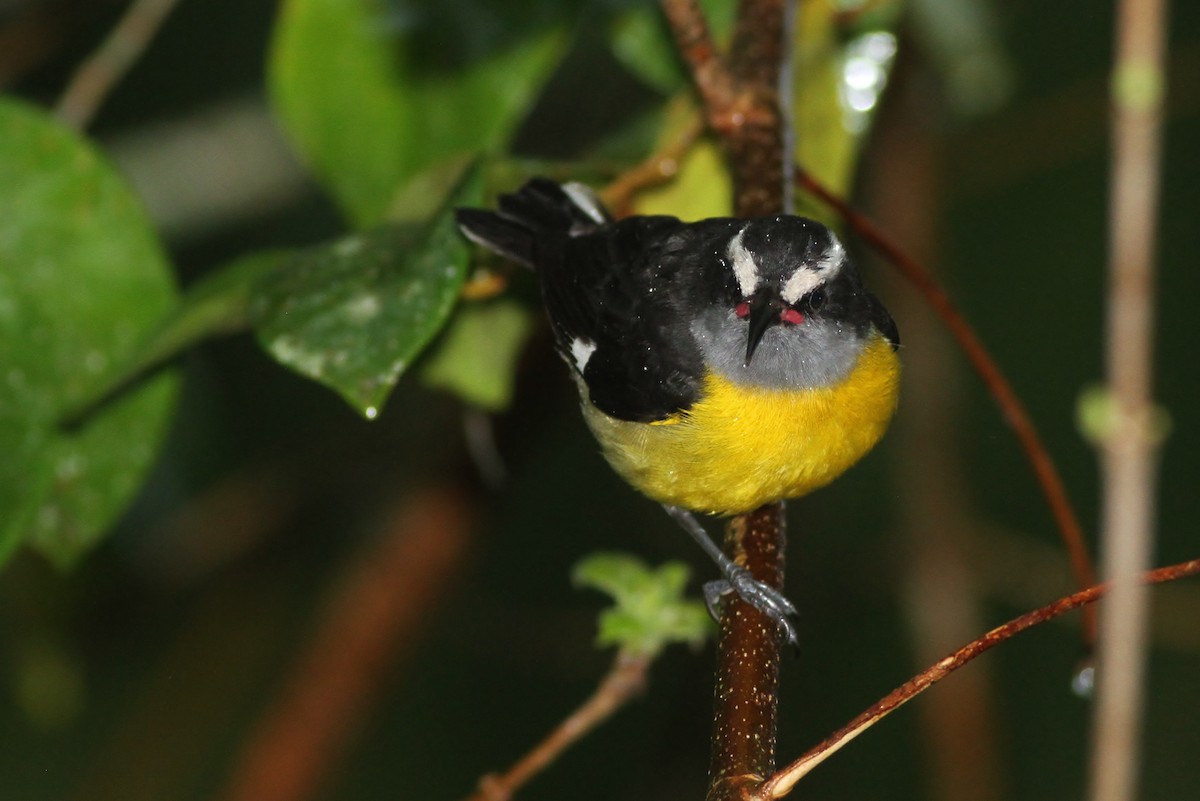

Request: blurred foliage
left=421, top=296, right=536, bottom=412
left=0, top=0, right=1197, bottom=801
left=0, top=98, right=177, bottom=568
left=0, top=0, right=900, bottom=568
left=268, top=0, right=571, bottom=227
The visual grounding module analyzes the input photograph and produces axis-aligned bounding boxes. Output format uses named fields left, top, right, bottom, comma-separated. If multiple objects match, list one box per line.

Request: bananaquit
left=456, top=179, right=900, bottom=641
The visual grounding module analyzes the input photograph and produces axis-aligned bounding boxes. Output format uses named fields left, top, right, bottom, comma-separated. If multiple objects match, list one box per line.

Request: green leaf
left=421, top=297, right=535, bottom=411
left=269, top=0, right=569, bottom=227
left=61, top=250, right=287, bottom=426
left=609, top=9, right=682, bottom=94
left=573, top=553, right=713, bottom=658
left=251, top=163, right=484, bottom=417
left=0, top=98, right=178, bottom=569
left=386, top=154, right=482, bottom=223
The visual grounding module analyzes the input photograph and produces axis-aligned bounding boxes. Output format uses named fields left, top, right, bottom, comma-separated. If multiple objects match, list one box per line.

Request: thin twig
left=796, top=166, right=1099, bottom=645
left=463, top=652, right=651, bottom=801
left=761, top=558, right=1200, bottom=800
left=600, top=110, right=706, bottom=215
left=1087, top=2, right=1168, bottom=800
left=55, top=0, right=182, bottom=129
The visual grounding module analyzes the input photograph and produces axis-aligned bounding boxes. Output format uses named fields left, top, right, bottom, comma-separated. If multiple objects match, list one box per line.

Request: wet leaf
left=252, top=164, right=484, bottom=417
left=0, top=99, right=178, bottom=569
left=269, top=0, right=569, bottom=227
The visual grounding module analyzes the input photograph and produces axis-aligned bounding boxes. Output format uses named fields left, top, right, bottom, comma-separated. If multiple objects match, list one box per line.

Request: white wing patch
left=570, top=337, right=598, bottom=372
left=727, top=225, right=759, bottom=297
left=562, top=182, right=609, bottom=226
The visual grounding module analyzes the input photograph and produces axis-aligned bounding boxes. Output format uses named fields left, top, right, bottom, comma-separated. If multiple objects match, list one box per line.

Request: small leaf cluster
left=573, top=553, right=714, bottom=658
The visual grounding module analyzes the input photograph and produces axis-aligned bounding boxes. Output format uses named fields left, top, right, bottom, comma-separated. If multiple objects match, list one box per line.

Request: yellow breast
left=579, top=334, right=901, bottom=515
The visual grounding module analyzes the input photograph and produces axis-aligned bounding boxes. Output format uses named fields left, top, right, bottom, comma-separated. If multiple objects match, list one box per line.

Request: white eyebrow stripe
left=780, top=235, right=846, bottom=304
left=781, top=267, right=823, bottom=304
left=727, top=225, right=759, bottom=297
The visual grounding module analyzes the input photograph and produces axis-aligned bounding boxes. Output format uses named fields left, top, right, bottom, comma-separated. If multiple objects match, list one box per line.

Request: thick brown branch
left=660, top=3, right=791, bottom=799
left=730, top=0, right=787, bottom=89
left=722, top=0, right=789, bottom=214
left=707, top=506, right=788, bottom=801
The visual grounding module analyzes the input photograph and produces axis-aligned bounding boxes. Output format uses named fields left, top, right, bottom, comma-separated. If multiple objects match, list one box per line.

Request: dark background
left=1, top=1, right=1197, bottom=800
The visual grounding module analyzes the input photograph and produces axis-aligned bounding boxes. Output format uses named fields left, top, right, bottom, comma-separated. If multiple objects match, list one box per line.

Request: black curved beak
left=744, top=292, right=778, bottom=366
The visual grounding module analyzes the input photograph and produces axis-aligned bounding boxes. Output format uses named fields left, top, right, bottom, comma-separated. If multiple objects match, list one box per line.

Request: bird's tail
left=455, top=178, right=611, bottom=269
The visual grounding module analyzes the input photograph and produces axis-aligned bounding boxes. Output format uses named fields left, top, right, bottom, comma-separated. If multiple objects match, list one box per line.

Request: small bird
left=456, top=179, right=900, bottom=642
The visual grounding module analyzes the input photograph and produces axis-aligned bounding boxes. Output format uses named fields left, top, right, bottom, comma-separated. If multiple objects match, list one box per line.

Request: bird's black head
left=726, top=217, right=860, bottom=363
left=677, top=215, right=887, bottom=389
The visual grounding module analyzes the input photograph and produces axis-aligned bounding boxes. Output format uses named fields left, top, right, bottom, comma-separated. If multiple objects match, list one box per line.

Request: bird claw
left=662, top=505, right=799, bottom=648
left=703, top=566, right=799, bottom=647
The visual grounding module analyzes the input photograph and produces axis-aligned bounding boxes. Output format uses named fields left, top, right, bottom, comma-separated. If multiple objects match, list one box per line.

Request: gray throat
left=690, top=308, right=864, bottom=390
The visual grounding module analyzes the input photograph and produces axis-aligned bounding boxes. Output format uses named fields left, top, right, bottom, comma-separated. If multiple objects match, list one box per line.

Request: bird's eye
left=807, top=288, right=826, bottom=311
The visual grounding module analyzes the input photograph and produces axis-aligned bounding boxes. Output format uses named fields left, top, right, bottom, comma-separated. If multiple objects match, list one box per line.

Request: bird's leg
left=663, top=506, right=798, bottom=646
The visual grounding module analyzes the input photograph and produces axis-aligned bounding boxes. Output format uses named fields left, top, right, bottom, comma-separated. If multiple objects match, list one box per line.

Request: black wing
left=543, top=216, right=707, bottom=422
left=455, top=178, right=605, bottom=268
left=866, top=292, right=900, bottom=349
left=457, top=179, right=707, bottom=422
